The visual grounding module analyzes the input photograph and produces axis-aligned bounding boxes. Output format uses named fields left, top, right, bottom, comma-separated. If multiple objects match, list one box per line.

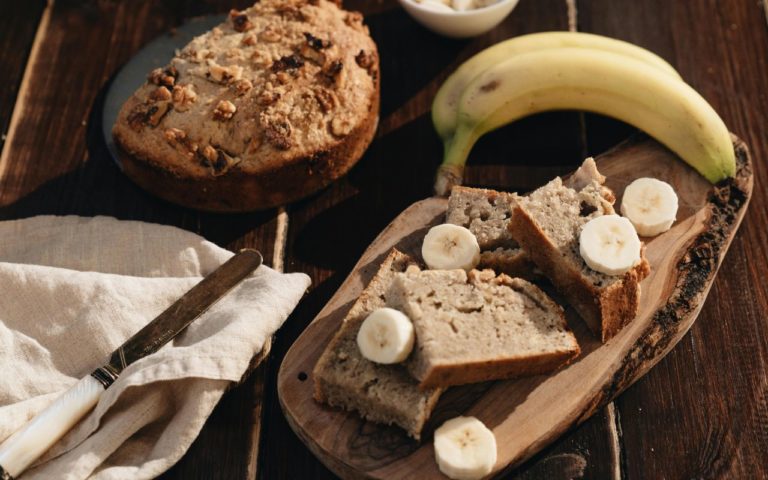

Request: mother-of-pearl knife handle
left=0, top=376, right=104, bottom=479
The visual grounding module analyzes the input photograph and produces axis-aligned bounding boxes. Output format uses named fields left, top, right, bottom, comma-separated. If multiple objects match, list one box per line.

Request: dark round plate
left=101, top=15, right=226, bottom=168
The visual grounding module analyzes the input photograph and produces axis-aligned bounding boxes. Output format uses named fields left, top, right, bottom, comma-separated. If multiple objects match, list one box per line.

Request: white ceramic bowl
left=398, top=0, right=520, bottom=38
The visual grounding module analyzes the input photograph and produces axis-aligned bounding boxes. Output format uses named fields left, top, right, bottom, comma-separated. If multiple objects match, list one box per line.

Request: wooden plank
left=0, top=2, right=281, bottom=479
left=578, top=0, right=768, bottom=477
left=261, top=1, right=619, bottom=478
left=0, top=1, right=47, bottom=158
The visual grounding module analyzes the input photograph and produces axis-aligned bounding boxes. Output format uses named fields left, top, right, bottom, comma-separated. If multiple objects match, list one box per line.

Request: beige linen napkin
left=0, top=216, right=311, bottom=479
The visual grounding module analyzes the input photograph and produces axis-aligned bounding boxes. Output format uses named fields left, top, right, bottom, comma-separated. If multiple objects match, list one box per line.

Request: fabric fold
left=0, top=216, right=310, bottom=479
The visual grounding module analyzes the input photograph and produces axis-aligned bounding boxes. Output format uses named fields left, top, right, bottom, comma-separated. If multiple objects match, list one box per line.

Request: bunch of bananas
left=432, top=32, right=736, bottom=195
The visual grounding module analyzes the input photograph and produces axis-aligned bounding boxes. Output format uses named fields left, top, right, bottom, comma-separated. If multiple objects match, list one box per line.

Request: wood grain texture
left=0, top=2, right=281, bottom=479
left=0, top=1, right=46, bottom=156
left=579, top=0, right=768, bottom=477
left=278, top=137, right=752, bottom=479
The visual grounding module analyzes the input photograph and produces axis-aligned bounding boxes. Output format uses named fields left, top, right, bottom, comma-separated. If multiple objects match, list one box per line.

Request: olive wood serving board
left=278, top=135, right=753, bottom=479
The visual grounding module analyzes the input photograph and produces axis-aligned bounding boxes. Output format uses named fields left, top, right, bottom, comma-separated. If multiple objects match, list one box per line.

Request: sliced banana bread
left=508, top=159, right=651, bottom=342
left=389, top=268, right=580, bottom=389
left=446, top=186, right=534, bottom=277
left=312, top=249, right=443, bottom=440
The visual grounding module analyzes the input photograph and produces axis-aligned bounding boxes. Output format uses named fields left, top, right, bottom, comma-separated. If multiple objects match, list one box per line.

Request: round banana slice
left=356, top=308, right=415, bottom=364
left=422, top=224, right=481, bottom=271
left=620, top=177, right=678, bottom=237
left=434, top=416, right=497, bottom=480
left=579, top=215, right=641, bottom=276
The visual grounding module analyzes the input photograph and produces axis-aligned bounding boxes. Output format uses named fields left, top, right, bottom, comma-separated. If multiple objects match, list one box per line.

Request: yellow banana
left=435, top=47, right=734, bottom=195
left=432, top=31, right=681, bottom=141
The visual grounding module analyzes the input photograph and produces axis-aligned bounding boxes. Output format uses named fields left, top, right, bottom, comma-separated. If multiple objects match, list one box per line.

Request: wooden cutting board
left=277, top=135, right=753, bottom=479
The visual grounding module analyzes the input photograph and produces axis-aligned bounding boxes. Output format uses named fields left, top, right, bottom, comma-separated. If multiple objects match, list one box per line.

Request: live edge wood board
left=277, top=135, right=753, bottom=479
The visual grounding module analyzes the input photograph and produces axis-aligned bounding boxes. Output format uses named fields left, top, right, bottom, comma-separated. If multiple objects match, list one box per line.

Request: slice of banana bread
left=389, top=268, right=580, bottom=389
left=446, top=186, right=534, bottom=277
left=508, top=159, right=651, bottom=342
left=313, top=249, right=443, bottom=440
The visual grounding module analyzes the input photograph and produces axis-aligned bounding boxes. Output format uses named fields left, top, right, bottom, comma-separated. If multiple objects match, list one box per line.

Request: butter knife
left=0, top=249, right=263, bottom=479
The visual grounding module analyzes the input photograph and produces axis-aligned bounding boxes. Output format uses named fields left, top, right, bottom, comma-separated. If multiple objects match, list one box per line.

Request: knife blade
left=0, top=249, right=263, bottom=479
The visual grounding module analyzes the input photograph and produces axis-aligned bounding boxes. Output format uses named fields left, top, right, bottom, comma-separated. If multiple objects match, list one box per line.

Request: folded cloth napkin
left=0, top=216, right=311, bottom=479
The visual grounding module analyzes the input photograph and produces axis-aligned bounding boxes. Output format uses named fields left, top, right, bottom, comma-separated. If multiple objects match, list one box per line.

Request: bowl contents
left=414, top=0, right=501, bottom=12
left=621, top=178, right=679, bottom=236
left=434, top=416, right=497, bottom=480
left=112, top=0, right=380, bottom=212
left=432, top=32, right=735, bottom=195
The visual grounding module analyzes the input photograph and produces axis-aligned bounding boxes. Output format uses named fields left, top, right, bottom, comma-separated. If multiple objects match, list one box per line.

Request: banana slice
left=620, top=177, right=678, bottom=237
left=356, top=308, right=415, bottom=364
left=434, top=416, right=497, bottom=480
left=422, top=224, right=481, bottom=271
left=579, top=215, right=641, bottom=276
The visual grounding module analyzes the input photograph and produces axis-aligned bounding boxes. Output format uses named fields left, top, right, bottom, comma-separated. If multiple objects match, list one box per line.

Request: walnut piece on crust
left=213, top=100, right=237, bottom=120
left=172, top=84, right=197, bottom=111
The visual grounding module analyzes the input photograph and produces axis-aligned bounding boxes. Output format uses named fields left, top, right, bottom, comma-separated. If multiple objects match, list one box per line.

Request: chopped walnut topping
left=193, top=48, right=215, bottom=63
left=164, top=127, right=185, bottom=143
left=320, top=60, right=344, bottom=87
left=213, top=100, right=237, bottom=120
left=276, top=4, right=304, bottom=21
left=330, top=115, right=353, bottom=137
left=127, top=100, right=171, bottom=131
left=304, top=32, right=331, bottom=50
left=241, top=33, right=257, bottom=46
left=207, top=61, right=243, bottom=84
left=344, top=11, right=364, bottom=27
left=258, top=88, right=282, bottom=106
left=314, top=88, right=337, bottom=113
left=263, top=117, right=293, bottom=150
left=355, top=50, right=375, bottom=69
left=229, top=10, right=254, bottom=32
left=271, top=54, right=305, bottom=72
left=225, top=48, right=245, bottom=61
left=172, top=84, right=197, bottom=111
left=260, top=25, right=281, bottom=43
left=299, top=44, right=325, bottom=65
left=164, top=128, right=198, bottom=158
left=148, top=66, right=178, bottom=87
left=201, top=145, right=218, bottom=164
left=150, top=86, right=172, bottom=102
left=275, top=71, right=290, bottom=84
left=198, top=145, right=240, bottom=176
left=148, top=102, right=171, bottom=126
left=251, top=50, right=270, bottom=66
left=232, top=78, right=253, bottom=96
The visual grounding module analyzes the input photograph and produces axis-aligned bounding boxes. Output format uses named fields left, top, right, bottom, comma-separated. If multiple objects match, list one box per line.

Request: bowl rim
left=399, top=0, right=518, bottom=17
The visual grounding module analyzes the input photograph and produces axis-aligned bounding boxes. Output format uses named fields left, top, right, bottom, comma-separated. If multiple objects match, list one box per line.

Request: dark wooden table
left=2, top=0, right=766, bottom=478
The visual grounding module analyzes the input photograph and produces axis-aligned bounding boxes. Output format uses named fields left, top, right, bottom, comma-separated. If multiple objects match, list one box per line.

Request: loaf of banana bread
left=113, top=0, right=379, bottom=211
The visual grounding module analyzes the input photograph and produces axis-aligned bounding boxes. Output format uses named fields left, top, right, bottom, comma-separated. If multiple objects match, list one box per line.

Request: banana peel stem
left=434, top=129, right=481, bottom=196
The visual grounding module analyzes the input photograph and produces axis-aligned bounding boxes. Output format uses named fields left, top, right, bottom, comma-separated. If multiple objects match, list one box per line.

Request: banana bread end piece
left=446, top=186, right=534, bottom=278
left=312, top=249, right=442, bottom=440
